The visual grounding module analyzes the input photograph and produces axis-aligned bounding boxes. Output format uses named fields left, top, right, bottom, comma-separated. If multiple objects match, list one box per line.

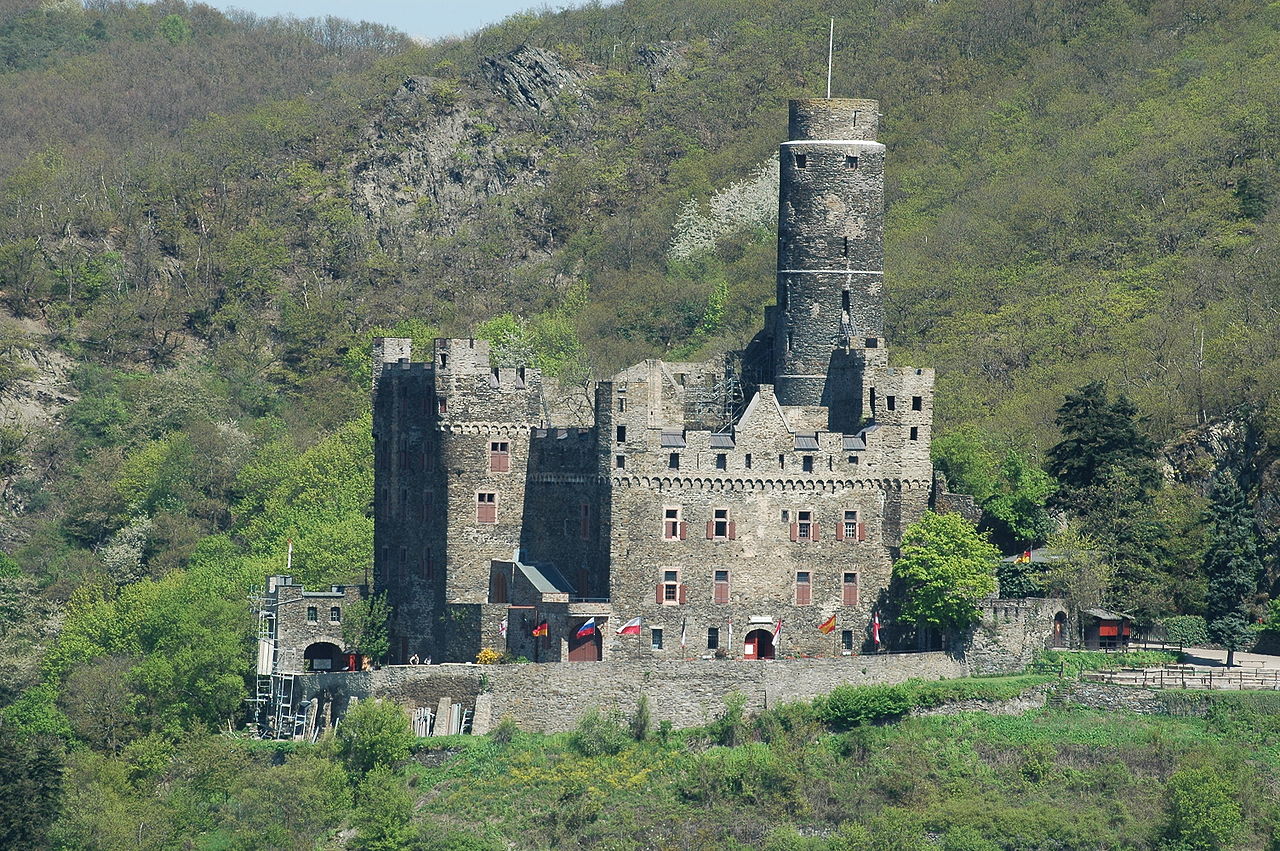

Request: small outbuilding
left=1080, top=608, right=1132, bottom=651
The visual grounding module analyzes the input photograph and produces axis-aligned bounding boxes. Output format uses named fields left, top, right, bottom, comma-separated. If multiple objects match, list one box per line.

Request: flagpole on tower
left=826, top=17, right=834, bottom=100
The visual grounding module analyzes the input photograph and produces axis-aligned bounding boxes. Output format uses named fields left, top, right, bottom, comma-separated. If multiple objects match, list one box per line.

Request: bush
left=474, top=648, right=501, bottom=665
left=706, top=692, right=749, bottom=745
left=814, top=684, right=915, bottom=728
left=488, top=715, right=518, bottom=744
left=336, top=699, right=414, bottom=777
left=1164, top=767, right=1241, bottom=850
left=1159, top=615, right=1209, bottom=647
left=568, top=708, right=629, bottom=757
left=628, top=694, right=651, bottom=741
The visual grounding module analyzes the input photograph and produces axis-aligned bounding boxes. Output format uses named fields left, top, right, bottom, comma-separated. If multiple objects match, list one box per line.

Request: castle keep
left=371, top=98, right=936, bottom=664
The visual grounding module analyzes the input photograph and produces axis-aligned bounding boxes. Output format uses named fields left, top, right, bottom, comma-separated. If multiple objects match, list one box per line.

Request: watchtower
left=773, top=98, right=885, bottom=433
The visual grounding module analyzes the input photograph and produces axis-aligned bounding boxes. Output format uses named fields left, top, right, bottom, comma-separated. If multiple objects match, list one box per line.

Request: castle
left=368, top=97, right=940, bottom=665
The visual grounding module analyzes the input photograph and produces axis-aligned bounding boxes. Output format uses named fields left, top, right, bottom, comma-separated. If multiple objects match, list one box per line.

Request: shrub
left=336, top=698, right=414, bottom=777
left=488, top=715, right=518, bottom=744
left=1159, top=615, right=1209, bottom=647
left=568, top=708, right=629, bottom=757
left=1164, top=767, right=1241, bottom=850
left=628, top=694, right=651, bottom=741
left=474, top=648, right=501, bottom=665
left=815, top=684, right=914, bottom=728
left=706, top=692, right=749, bottom=745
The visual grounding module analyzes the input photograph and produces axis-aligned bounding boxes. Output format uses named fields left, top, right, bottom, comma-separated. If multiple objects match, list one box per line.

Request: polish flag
left=873, top=612, right=881, bottom=647
left=498, top=618, right=508, bottom=638
left=616, top=617, right=642, bottom=635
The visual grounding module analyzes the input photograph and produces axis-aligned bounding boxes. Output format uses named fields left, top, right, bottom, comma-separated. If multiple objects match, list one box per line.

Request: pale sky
left=201, top=1, right=601, bottom=42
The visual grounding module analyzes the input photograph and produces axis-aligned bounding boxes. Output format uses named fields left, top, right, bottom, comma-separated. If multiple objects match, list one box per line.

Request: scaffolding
left=247, top=587, right=308, bottom=740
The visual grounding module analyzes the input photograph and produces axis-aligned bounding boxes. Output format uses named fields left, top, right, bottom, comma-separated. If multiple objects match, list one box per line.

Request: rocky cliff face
left=1160, top=413, right=1280, bottom=546
left=350, top=46, right=588, bottom=243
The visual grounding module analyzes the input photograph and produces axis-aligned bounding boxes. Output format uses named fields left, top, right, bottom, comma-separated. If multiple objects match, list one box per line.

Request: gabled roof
left=737, top=386, right=790, bottom=437
left=794, top=433, right=820, bottom=450
left=710, top=433, right=735, bottom=449
left=660, top=431, right=687, bottom=448
left=1082, top=608, right=1130, bottom=621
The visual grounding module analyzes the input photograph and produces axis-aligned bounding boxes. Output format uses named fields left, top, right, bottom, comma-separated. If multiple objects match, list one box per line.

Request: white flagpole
left=826, top=17, right=834, bottom=100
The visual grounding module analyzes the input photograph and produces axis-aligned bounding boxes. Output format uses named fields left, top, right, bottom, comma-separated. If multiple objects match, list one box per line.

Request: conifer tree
left=1203, top=474, right=1260, bottom=668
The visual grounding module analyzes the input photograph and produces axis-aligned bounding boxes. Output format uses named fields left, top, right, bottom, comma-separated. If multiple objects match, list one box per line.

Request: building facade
left=371, top=98, right=938, bottom=663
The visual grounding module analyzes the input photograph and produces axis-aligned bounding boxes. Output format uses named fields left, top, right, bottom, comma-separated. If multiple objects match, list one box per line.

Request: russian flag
left=576, top=618, right=597, bottom=638
left=616, top=616, right=642, bottom=635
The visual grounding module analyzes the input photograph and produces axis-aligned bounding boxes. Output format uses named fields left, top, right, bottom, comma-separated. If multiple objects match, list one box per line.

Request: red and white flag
left=773, top=617, right=783, bottom=652
left=872, top=612, right=881, bottom=647
left=498, top=618, right=508, bottom=638
left=616, top=617, right=642, bottom=635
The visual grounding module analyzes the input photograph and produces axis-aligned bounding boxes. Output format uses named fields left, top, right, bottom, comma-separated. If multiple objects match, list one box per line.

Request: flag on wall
left=872, top=612, right=881, bottom=647
left=576, top=618, right=597, bottom=638
left=498, top=618, right=508, bottom=638
left=727, top=617, right=734, bottom=652
left=616, top=617, right=642, bottom=635
left=532, top=621, right=548, bottom=637
left=818, top=613, right=837, bottom=634
left=773, top=618, right=783, bottom=651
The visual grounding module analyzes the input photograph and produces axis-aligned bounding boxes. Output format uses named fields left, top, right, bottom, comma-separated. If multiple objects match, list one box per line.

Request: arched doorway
left=1052, top=612, right=1068, bottom=648
left=744, top=628, right=775, bottom=660
left=304, top=641, right=343, bottom=672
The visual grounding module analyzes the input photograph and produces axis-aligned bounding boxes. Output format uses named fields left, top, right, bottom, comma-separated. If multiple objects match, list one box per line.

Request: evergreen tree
left=1203, top=474, right=1261, bottom=667
left=1045, top=381, right=1160, bottom=515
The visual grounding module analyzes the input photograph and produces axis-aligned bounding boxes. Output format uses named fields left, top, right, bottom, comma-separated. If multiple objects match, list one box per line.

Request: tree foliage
left=892, top=512, right=999, bottom=632
left=1202, top=474, right=1261, bottom=666
left=336, top=698, right=414, bottom=777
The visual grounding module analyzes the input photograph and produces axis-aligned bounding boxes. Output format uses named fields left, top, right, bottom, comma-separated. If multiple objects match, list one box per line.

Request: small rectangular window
left=744, top=453, right=753, bottom=469
left=661, top=568, right=681, bottom=604
left=779, top=454, right=786, bottom=469
left=330, top=606, right=341, bottom=623
left=437, top=397, right=447, bottom=414
left=842, top=236, right=849, bottom=258
left=795, top=571, right=812, bottom=606
left=663, top=507, right=682, bottom=540
left=476, top=492, right=497, bottom=523
left=843, top=572, right=859, bottom=606
left=668, top=452, right=680, bottom=470
left=845, top=155, right=859, bottom=169
left=886, top=395, right=896, bottom=411
left=802, top=455, right=814, bottom=472
left=797, top=510, right=813, bottom=540
left=912, top=396, right=922, bottom=411
left=794, top=153, right=807, bottom=168
left=489, top=441, right=510, bottom=473
left=306, top=606, right=318, bottom=623
left=715, top=453, right=727, bottom=470
left=910, top=426, right=919, bottom=441
left=712, top=508, right=729, bottom=539
left=707, top=627, right=720, bottom=650
left=848, top=455, right=859, bottom=465
left=618, top=397, right=627, bottom=412
left=615, top=454, right=626, bottom=469
left=651, top=627, right=664, bottom=650
left=844, top=511, right=858, bottom=540
left=841, top=630, right=854, bottom=652
left=616, top=425, right=627, bottom=443
left=866, top=337, right=878, bottom=348
left=781, top=509, right=790, bottom=523
left=713, top=568, right=729, bottom=604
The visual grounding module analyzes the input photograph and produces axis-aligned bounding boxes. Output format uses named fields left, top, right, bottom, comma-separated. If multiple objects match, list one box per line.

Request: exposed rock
left=635, top=41, right=691, bottom=90
left=480, top=46, right=581, bottom=113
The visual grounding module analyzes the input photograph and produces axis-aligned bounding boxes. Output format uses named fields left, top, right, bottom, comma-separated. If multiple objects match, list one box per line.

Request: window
left=437, top=397, right=447, bottom=414
left=846, top=155, right=859, bottom=169
left=651, top=627, right=664, bottom=650
left=579, top=503, right=590, bottom=540
left=563, top=517, right=575, bottom=537
left=615, top=454, right=625, bottom=469
left=707, top=627, right=720, bottom=650
left=840, top=511, right=866, bottom=542
left=795, top=571, right=812, bottom=606
left=841, top=630, right=854, bottom=652
left=843, top=572, right=859, bottom=606
left=663, top=507, right=684, bottom=540
left=618, top=397, right=627, bottom=412
left=802, top=455, right=814, bottom=472
left=713, top=569, right=730, bottom=604
left=715, top=453, right=727, bottom=470
left=886, top=395, right=896, bottom=411
left=307, top=606, right=318, bottom=623
left=867, top=337, right=878, bottom=348
left=711, top=508, right=731, bottom=540
left=794, top=152, right=807, bottom=168
left=476, top=492, right=497, bottom=523
left=797, top=510, right=813, bottom=540
left=330, top=606, right=341, bottom=623
left=668, top=452, right=680, bottom=470
left=490, top=441, right=510, bottom=473
left=662, top=569, right=679, bottom=602
left=848, top=455, right=860, bottom=465
left=744, top=453, right=753, bottom=469
left=778, top=453, right=786, bottom=470
left=912, top=396, right=922, bottom=411
left=781, top=509, right=790, bottom=523
left=616, top=425, right=627, bottom=443
left=842, top=236, right=849, bottom=258
left=910, top=426, right=919, bottom=441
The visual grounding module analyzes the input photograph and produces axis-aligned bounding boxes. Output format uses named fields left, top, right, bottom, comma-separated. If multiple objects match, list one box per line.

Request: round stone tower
left=773, top=98, right=885, bottom=430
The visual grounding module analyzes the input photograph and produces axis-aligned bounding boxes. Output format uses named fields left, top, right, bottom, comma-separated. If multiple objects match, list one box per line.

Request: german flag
left=531, top=621, right=549, bottom=637
left=818, top=613, right=837, bottom=634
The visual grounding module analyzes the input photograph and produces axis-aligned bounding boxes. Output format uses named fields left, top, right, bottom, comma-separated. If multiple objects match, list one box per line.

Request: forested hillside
left=2, top=0, right=1280, bottom=845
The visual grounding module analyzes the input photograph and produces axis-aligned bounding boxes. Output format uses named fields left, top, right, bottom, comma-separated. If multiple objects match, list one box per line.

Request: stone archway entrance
left=567, top=621, right=602, bottom=662
left=1053, top=612, right=1068, bottom=648
left=744, top=628, right=775, bottom=660
left=304, top=641, right=343, bottom=672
